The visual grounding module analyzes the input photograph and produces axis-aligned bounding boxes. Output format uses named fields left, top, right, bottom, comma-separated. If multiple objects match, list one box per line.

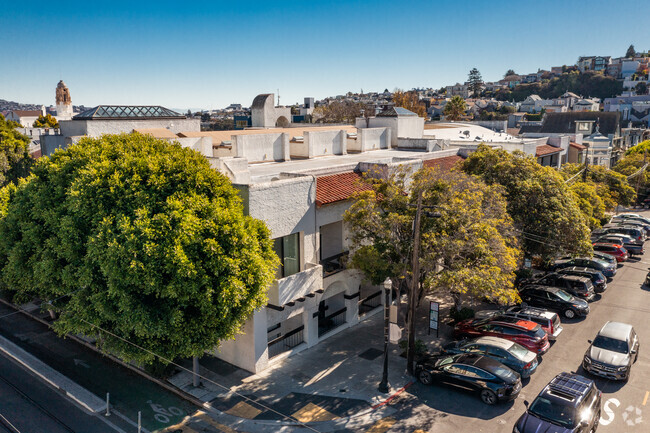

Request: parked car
left=415, top=353, right=522, bottom=405
left=513, top=372, right=601, bottom=433
left=525, top=273, right=596, bottom=301
left=556, top=266, right=607, bottom=293
left=552, top=257, right=616, bottom=278
left=614, top=214, right=650, bottom=226
left=592, top=242, right=628, bottom=262
left=592, top=251, right=617, bottom=268
left=594, top=234, right=644, bottom=255
left=583, top=321, right=639, bottom=381
left=519, top=285, right=589, bottom=319
left=453, top=316, right=550, bottom=354
left=609, top=218, right=650, bottom=235
left=441, top=336, right=539, bottom=378
left=504, top=306, right=563, bottom=340
left=601, top=225, right=645, bottom=243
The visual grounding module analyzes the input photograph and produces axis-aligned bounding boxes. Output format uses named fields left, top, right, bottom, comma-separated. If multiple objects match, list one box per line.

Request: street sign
left=429, top=301, right=439, bottom=337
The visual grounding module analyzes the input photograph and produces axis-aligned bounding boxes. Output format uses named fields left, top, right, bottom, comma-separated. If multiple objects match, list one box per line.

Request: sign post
left=429, top=301, right=439, bottom=337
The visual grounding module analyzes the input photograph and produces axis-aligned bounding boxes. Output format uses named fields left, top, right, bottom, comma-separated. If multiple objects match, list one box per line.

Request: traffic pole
left=105, top=392, right=110, bottom=416
left=138, top=411, right=141, bottom=433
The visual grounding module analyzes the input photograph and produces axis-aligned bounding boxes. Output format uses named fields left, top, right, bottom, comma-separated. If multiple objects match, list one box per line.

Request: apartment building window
left=273, top=233, right=300, bottom=278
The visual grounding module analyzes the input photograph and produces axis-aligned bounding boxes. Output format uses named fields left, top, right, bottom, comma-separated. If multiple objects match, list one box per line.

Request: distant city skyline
left=2, top=0, right=650, bottom=110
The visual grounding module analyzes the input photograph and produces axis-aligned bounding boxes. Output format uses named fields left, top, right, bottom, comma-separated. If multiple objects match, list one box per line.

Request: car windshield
left=528, top=397, right=576, bottom=428
left=507, top=342, right=530, bottom=360
left=555, top=289, right=572, bottom=302
left=593, top=335, right=629, bottom=354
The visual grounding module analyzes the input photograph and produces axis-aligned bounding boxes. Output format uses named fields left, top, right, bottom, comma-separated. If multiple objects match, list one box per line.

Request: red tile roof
left=423, top=155, right=464, bottom=171
left=316, top=171, right=372, bottom=207
left=569, top=141, right=587, bottom=150
left=10, top=110, right=41, bottom=117
left=535, top=144, right=561, bottom=157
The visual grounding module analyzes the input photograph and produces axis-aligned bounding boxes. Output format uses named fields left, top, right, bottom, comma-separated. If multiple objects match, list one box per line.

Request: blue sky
left=2, top=0, right=649, bottom=110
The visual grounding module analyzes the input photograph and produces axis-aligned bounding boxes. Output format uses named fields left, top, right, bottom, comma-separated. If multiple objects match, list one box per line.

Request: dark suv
left=519, top=285, right=589, bottom=319
left=556, top=266, right=607, bottom=293
left=514, top=372, right=601, bottom=433
left=526, top=273, right=596, bottom=301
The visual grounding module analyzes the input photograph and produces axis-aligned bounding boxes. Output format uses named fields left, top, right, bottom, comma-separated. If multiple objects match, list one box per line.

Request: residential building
left=446, top=83, right=470, bottom=98
left=572, top=98, right=600, bottom=112
left=5, top=107, right=45, bottom=127
left=604, top=95, right=650, bottom=126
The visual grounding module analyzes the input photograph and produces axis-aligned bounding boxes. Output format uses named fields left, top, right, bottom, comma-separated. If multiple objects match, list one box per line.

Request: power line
left=0, top=289, right=82, bottom=320
left=76, top=318, right=322, bottom=433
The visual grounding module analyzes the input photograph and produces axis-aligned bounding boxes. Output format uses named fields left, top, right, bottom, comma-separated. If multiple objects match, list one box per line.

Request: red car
left=453, top=317, right=550, bottom=355
left=592, top=242, right=628, bottom=263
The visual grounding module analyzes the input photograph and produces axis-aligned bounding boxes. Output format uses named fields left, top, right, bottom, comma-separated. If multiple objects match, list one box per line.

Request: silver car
left=583, top=321, right=639, bottom=381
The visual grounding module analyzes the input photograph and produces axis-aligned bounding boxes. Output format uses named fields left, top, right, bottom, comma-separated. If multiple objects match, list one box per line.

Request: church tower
left=55, top=80, right=73, bottom=120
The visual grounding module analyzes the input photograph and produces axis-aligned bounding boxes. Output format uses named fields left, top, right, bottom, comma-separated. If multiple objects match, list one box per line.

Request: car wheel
left=418, top=370, right=433, bottom=386
left=564, top=309, right=576, bottom=319
left=480, top=389, right=497, bottom=405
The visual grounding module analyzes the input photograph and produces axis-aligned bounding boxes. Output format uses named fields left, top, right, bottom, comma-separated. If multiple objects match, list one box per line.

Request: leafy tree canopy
left=505, top=69, right=516, bottom=77
left=624, top=139, right=650, bottom=156
left=33, top=114, right=59, bottom=129
left=468, top=68, right=483, bottom=97
left=613, top=151, right=650, bottom=202
left=462, top=145, right=592, bottom=261
left=560, top=163, right=635, bottom=210
left=443, top=96, right=467, bottom=121
left=626, top=44, right=636, bottom=58
left=344, top=165, right=521, bottom=310
left=391, top=89, right=427, bottom=117
left=0, top=114, right=33, bottom=186
left=0, top=133, right=278, bottom=365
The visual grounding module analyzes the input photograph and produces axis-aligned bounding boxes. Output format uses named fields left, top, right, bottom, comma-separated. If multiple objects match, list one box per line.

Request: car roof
left=454, top=353, right=506, bottom=372
left=492, top=316, right=539, bottom=330
left=593, top=242, right=623, bottom=248
left=558, top=266, right=599, bottom=275
left=557, top=274, right=590, bottom=282
left=541, top=372, right=593, bottom=404
left=473, top=336, right=514, bottom=349
left=598, top=321, right=633, bottom=340
left=509, top=307, right=555, bottom=320
left=522, top=284, right=560, bottom=293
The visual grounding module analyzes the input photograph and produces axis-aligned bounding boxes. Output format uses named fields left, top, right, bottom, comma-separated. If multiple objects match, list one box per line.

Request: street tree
left=391, top=89, right=427, bottom=117
left=568, top=182, right=607, bottom=229
left=613, top=151, right=650, bottom=202
left=468, top=68, right=483, bottom=97
left=344, top=165, right=521, bottom=312
left=443, top=96, right=467, bottom=121
left=626, top=44, right=636, bottom=58
left=0, top=114, right=33, bottom=187
left=636, top=82, right=648, bottom=95
left=462, top=145, right=592, bottom=262
left=561, top=163, right=636, bottom=210
left=33, top=114, right=60, bottom=128
left=0, top=133, right=278, bottom=365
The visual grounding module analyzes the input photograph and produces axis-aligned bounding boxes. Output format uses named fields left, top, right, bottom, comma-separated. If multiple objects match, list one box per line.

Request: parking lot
left=403, top=217, right=650, bottom=433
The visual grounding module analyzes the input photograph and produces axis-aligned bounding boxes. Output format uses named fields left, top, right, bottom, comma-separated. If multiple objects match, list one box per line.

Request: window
left=578, top=122, right=591, bottom=131
left=273, top=233, right=300, bottom=278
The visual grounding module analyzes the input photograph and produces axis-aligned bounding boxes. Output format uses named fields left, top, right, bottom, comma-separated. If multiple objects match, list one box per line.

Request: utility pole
left=378, top=281, right=391, bottom=393
left=407, top=192, right=423, bottom=375
left=582, top=147, right=589, bottom=181
left=636, top=150, right=647, bottom=205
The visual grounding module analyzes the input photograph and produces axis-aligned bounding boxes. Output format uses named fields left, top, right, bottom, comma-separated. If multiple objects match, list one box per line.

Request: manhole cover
left=358, top=348, right=383, bottom=360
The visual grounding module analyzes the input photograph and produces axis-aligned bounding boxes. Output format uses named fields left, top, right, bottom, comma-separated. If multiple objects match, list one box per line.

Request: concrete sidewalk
left=168, top=294, right=459, bottom=430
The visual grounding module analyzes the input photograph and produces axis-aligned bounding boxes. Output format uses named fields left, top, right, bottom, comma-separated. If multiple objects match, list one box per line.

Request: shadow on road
left=574, top=365, right=627, bottom=394
left=409, top=382, right=514, bottom=420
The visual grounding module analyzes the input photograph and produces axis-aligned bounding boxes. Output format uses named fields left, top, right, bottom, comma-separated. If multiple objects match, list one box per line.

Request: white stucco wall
left=233, top=133, right=289, bottom=162
left=302, top=130, right=347, bottom=158
left=215, top=309, right=269, bottom=372
left=58, top=118, right=200, bottom=137
left=350, top=127, right=391, bottom=152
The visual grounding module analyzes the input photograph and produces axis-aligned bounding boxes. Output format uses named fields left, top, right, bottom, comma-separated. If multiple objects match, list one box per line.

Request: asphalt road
left=0, top=352, right=118, bottom=433
left=392, top=225, right=650, bottom=432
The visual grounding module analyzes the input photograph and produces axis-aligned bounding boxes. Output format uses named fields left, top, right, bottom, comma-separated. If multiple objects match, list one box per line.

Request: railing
left=268, top=325, right=305, bottom=359
left=321, top=251, right=349, bottom=278
left=318, top=307, right=347, bottom=337
left=358, top=290, right=382, bottom=315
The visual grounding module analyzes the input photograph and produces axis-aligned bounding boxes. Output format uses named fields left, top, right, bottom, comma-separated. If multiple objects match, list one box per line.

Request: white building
left=55, top=80, right=74, bottom=120
left=5, top=107, right=45, bottom=127
left=251, top=93, right=291, bottom=128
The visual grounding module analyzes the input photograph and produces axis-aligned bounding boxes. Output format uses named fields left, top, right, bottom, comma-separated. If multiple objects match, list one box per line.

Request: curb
left=0, top=334, right=106, bottom=413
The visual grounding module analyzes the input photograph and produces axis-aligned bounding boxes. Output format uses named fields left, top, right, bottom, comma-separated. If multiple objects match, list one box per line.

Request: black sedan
left=442, top=336, right=539, bottom=378
left=415, top=353, right=521, bottom=405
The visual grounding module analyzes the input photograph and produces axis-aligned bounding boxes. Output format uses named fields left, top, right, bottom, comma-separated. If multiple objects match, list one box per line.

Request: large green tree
left=443, top=96, right=467, bottom=121
left=626, top=44, right=636, bottom=58
left=462, top=145, right=592, bottom=261
left=344, top=165, right=520, bottom=311
left=561, top=163, right=635, bottom=210
left=468, top=68, right=484, bottom=97
left=0, top=133, right=278, bottom=365
left=0, top=114, right=33, bottom=186
left=613, top=150, right=650, bottom=202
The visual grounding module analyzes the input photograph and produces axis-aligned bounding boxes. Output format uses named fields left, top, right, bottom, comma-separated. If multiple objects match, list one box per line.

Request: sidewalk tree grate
left=359, top=348, right=383, bottom=360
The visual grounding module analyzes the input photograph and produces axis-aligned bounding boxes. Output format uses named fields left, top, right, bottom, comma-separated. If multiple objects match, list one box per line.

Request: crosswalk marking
left=291, top=402, right=338, bottom=422
left=365, top=416, right=397, bottom=433
left=224, top=400, right=262, bottom=419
